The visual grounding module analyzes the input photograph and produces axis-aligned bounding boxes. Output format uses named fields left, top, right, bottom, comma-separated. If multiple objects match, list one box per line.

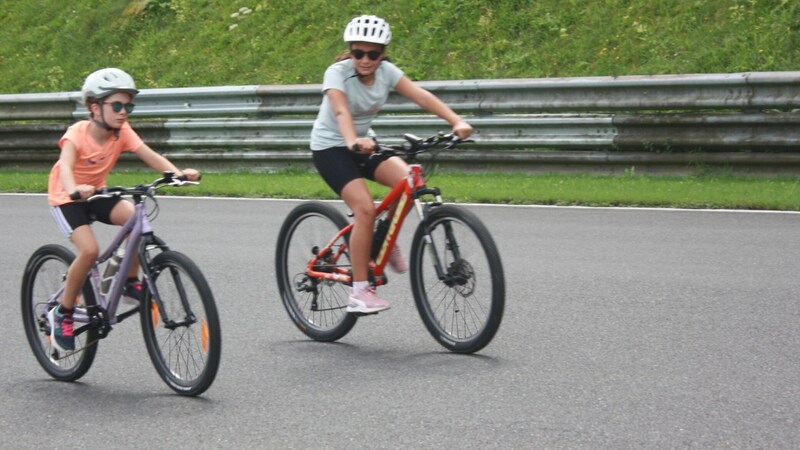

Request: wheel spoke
left=21, top=245, right=98, bottom=381
left=410, top=206, right=505, bottom=353
left=141, top=251, right=220, bottom=396
left=276, top=202, right=358, bottom=342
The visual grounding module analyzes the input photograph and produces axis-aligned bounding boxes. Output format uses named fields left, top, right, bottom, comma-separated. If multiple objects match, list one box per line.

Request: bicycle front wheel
left=140, top=250, right=221, bottom=396
left=410, top=205, right=505, bottom=354
left=275, top=201, right=357, bottom=342
left=20, top=244, right=99, bottom=381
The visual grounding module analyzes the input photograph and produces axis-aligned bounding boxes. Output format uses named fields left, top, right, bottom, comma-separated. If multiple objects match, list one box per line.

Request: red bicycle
left=275, top=132, right=504, bottom=353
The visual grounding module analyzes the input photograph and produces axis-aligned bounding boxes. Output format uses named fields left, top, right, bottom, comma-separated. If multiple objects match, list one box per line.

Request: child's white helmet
left=81, top=68, right=139, bottom=103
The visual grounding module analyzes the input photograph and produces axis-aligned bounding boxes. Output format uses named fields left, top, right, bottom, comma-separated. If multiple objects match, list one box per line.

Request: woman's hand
left=180, top=168, right=201, bottom=181
left=452, top=120, right=473, bottom=140
left=350, top=137, right=377, bottom=154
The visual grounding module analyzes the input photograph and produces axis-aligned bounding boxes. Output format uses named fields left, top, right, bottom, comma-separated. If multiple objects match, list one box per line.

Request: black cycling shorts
left=49, top=197, right=123, bottom=238
left=312, top=146, right=393, bottom=195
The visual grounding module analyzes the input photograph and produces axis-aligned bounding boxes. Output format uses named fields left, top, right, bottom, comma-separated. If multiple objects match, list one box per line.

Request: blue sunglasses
left=103, top=101, right=135, bottom=113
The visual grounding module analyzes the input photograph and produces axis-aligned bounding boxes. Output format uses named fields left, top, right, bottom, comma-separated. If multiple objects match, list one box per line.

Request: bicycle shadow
left=11, top=377, right=213, bottom=409
left=273, top=338, right=503, bottom=373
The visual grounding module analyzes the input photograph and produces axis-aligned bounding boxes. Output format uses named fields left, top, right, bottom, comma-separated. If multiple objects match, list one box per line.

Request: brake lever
left=175, top=180, right=200, bottom=187
left=158, top=173, right=201, bottom=188
left=445, top=137, right=474, bottom=148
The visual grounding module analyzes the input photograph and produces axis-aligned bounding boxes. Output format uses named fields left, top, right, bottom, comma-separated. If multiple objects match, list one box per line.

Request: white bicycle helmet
left=343, top=15, right=392, bottom=46
left=81, top=68, right=139, bottom=103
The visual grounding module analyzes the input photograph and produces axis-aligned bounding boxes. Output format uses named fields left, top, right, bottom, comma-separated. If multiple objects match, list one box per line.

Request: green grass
left=0, top=1, right=797, bottom=93
left=4, top=169, right=799, bottom=211
left=2, top=2, right=798, bottom=211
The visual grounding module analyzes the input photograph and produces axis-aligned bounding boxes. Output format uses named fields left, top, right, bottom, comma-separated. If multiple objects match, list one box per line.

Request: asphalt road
left=1, top=194, right=798, bottom=449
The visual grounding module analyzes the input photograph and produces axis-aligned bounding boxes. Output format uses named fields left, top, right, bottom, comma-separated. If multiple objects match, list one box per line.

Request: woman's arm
left=394, top=76, right=473, bottom=139
left=327, top=88, right=376, bottom=153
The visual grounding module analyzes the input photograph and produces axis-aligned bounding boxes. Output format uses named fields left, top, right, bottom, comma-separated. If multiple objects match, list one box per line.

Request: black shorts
left=49, top=197, right=123, bottom=238
left=312, top=146, right=393, bottom=195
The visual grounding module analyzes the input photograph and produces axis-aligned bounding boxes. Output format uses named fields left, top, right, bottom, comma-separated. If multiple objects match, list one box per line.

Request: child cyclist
left=310, top=15, right=473, bottom=314
left=47, top=68, right=200, bottom=352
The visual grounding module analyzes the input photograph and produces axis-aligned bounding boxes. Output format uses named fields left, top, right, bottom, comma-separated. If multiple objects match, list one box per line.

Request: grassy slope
left=1, top=2, right=798, bottom=210
left=0, top=0, right=797, bottom=93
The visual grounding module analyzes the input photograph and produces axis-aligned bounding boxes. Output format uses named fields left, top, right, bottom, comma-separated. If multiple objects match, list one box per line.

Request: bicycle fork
left=138, top=233, right=198, bottom=329
left=414, top=195, right=468, bottom=288
left=414, top=190, right=449, bottom=281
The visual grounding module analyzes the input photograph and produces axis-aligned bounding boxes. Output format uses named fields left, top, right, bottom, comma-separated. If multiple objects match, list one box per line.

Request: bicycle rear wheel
left=140, top=250, right=221, bottom=396
left=275, top=201, right=357, bottom=342
left=410, top=205, right=505, bottom=353
left=20, top=244, right=99, bottom=381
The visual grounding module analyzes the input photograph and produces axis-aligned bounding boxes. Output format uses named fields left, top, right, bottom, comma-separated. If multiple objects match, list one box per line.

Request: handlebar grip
left=172, top=174, right=201, bottom=183
left=70, top=188, right=104, bottom=201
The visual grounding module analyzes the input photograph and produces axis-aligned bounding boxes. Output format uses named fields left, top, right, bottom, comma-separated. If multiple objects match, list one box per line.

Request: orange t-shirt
left=48, top=121, right=143, bottom=206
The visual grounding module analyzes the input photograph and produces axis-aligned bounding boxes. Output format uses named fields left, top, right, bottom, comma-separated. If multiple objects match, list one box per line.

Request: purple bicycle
left=20, top=173, right=221, bottom=396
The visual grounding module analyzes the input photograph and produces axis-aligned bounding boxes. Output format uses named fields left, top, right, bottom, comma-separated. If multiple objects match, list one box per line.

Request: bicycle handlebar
left=351, top=132, right=472, bottom=161
left=68, top=172, right=200, bottom=201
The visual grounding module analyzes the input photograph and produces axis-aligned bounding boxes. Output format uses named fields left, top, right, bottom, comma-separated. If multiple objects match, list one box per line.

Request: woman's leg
left=341, top=156, right=411, bottom=281
left=340, top=177, right=392, bottom=313
left=373, top=157, right=411, bottom=272
left=339, top=178, right=375, bottom=282
left=373, top=156, right=410, bottom=187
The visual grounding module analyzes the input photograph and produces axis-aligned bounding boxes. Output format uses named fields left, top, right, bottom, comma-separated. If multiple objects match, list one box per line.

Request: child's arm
left=134, top=143, right=200, bottom=181
left=59, top=140, right=96, bottom=200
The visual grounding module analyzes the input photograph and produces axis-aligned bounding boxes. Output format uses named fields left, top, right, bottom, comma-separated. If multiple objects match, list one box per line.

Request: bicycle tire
left=20, top=244, right=99, bottom=381
left=140, top=250, right=221, bottom=396
left=410, top=205, right=505, bottom=353
left=275, top=201, right=357, bottom=342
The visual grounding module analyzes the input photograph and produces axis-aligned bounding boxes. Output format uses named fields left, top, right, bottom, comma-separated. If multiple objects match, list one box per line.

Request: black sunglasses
left=351, top=49, right=383, bottom=61
left=103, top=101, right=135, bottom=113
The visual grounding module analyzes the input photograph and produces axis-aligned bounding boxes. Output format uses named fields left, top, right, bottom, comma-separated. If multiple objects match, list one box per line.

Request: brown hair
left=335, top=51, right=352, bottom=62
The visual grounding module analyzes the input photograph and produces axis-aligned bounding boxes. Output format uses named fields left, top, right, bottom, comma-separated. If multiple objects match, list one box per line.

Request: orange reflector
left=151, top=302, right=160, bottom=328
left=201, top=321, right=209, bottom=352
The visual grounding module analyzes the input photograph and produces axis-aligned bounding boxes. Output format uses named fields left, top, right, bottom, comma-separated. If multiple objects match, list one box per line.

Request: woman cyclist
left=310, top=15, right=473, bottom=314
left=47, top=68, right=200, bottom=352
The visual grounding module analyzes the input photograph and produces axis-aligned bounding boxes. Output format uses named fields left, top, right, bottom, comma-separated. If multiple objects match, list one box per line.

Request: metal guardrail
left=3, top=71, right=799, bottom=119
left=1, top=72, right=799, bottom=173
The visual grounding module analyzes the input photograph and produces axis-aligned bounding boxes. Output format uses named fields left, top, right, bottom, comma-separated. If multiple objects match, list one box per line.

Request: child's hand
left=75, top=184, right=96, bottom=200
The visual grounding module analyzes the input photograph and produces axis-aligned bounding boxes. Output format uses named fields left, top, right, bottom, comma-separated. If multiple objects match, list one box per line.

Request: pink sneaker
left=388, top=245, right=408, bottom=273
left=347, top=286, right=390, bottom=313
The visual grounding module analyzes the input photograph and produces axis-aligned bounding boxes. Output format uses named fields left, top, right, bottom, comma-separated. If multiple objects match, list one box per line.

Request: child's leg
left=61, top=225, right=99, bottom=309
left=108, top=199, right=139, bottom=278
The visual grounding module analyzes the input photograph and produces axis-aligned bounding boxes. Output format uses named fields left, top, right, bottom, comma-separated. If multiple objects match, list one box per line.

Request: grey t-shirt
left=310, top=59, right=404, bottom=151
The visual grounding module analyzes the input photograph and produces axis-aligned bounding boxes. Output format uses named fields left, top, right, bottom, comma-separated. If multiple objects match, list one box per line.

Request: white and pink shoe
left=347, top=286, right=390, bottom=314
left=388, top=246, right=408, bottom=273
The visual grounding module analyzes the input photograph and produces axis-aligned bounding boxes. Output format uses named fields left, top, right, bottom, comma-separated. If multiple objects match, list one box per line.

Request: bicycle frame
left=305, top=163, right=439, bottom=286
left=277, top=132, right=504, bottom=353
left=23, top=173, right=220, bottom=394
left=55, top=197, right=169, bottom=336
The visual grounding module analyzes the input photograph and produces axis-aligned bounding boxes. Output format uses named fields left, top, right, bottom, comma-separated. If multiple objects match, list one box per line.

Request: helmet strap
left=92, top=105, right=121, bottom=138
left=92, top=118, right=115, bottom=131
